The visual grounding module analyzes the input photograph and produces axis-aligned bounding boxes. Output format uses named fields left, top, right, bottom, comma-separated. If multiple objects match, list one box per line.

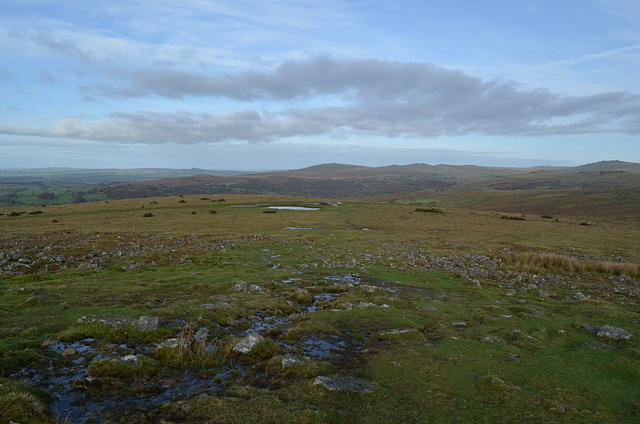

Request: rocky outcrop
left=233, top=333, right=264, bottom=354
left=77, top=315, right=136, bottom=330
left=234, top=281, right=265, bottom=294
left=137, top=316, right=162, bottom=332
left=597, top=325, right=633, bottom=341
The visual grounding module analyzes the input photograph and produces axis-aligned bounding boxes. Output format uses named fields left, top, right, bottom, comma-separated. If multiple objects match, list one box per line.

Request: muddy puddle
left=16, top=273, right=380, bottom=422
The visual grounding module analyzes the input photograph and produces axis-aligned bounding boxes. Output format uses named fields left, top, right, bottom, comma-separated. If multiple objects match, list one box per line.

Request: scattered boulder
left=234, top=281, right=265, bottom=294
left=122, top=262, right=146, bottom=271
left=156, top=338, right=190, bottom=350
left=571, top=292, right=588, bottom=300
left=582, top=342, right=615, bottom=349
left=452, top=321, right=468, bottom=328
left=358, top=284, right=385, bottom=293
left=538, top=290, right=554, bottom=298
left=313, top=376, right=379, bottom=393
left=61, top=348, right=78, bottom=357
left=137, top=316, right=162, bottom=332
left=121, top=355, right=139, bottom=364
left=77, top=315, right=136, bottom=330
left=597, top=325, right=633, bottom=341
left=233, top=332, right=264, bottom=354
left=421, top=305, right=439, bottom=311
left=282, top=356, right=317, bottom=368
left=581, top=324, right=601, bottom=334
left=482, top=336, right=495, bottom=343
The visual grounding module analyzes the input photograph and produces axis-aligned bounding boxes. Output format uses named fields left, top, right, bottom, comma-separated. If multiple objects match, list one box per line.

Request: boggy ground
left=1, top=196, right=639, bottom=423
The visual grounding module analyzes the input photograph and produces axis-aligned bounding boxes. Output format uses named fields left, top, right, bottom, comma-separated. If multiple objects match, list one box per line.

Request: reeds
left=173, top=325, right=223, bottom=368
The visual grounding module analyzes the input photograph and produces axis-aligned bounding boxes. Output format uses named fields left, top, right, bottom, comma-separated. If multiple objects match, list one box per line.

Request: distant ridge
left=566, top=160, right=640, bottom=174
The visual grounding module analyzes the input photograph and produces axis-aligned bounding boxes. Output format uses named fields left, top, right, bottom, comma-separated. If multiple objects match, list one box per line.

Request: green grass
left=1, top=194, right=639, bottom=422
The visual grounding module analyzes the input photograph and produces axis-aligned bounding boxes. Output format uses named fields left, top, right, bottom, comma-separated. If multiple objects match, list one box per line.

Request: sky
left=1, top=0, right=639, bottom=171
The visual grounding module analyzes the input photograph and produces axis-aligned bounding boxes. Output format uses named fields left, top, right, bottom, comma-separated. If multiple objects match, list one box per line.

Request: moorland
left=0, top=161, right=639, bottom=423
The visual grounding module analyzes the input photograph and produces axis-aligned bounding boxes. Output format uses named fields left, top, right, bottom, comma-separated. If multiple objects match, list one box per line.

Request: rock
left=233, top=332, right=264, bottom=354
left=378, top=329, right=418, bottom=337
left=490, top=377, right=505, bottom=384
left=313, top=376, right=379, bottom=393
left=137, top=316, right=162, bottom=332
left=359, top=284, right=385, bottom=293
left=77, top=315, right=136, bottom=330
left=121, top=354, right=138, bottom=364
left=581, top=324, right=601, bottom=334
left=61, top=348, right=78, bottom=357
left=421, top=305, right=439, bottom=311
left=282, top=356, right=316, bottom=367
left=506, top=353, right=523, bottom=361
left=156, top=338, right=190, bottom=350
left=531, top=309, right=546, bottom=318
left=571, top=292, right=588, bottom=300
left=234, top=281, right=265, bottom=294
left=122, top=262, right=145, bottom=271
left=506, top=289, right=516, bottom=296
left=582, top=342, right=615, bottom=349
left=482, top=336, right=495, bottom=343
left=597, top=325, right=633, bottom=341
left=452, top=321, right=468, bottom=328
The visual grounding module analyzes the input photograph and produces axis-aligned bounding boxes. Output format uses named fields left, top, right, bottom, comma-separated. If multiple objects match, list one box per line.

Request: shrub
left=143, top=213, right=154, bottom=217
left=500, top=215, right=525, bottom=221
left=414, top=208, right=444, bottom=214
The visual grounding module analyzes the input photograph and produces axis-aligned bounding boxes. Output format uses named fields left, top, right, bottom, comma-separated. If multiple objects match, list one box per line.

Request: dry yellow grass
left=499, top=251, right=640, bottom=278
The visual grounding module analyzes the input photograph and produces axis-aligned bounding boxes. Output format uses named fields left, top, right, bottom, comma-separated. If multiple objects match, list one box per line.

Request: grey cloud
left=2, top=57, right=639, bottom=142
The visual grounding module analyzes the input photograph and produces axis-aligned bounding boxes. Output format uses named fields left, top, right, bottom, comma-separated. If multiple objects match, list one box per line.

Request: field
left=1, top=195, right=639, bottom=423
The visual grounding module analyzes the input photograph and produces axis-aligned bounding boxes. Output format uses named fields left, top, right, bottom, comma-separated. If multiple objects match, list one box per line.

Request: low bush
left=500, top=215, right=525, bottom=221
left=414, top=208, right=444, bottom=214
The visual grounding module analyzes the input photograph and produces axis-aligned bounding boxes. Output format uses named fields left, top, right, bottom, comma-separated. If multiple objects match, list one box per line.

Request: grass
left=1, top=194, right=639, bottom=422
left=499, top=251, right=640, bottom=279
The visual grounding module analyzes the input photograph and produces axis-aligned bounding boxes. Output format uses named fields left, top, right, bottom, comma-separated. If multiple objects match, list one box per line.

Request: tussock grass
left=152, top=325, right=224, bottom=369
left=0, top=378, right=52, bottom=423
left=500, top=251, right=640, bottom=278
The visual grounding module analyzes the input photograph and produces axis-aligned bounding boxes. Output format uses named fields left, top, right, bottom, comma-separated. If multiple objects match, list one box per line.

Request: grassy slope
left=1, top=196, right=640, bottom=423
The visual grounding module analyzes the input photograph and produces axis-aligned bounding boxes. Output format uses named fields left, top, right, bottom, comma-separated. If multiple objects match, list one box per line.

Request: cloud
left=2, top=57, right=639, bottom=143
left=540, top=43, right=640, bottom=68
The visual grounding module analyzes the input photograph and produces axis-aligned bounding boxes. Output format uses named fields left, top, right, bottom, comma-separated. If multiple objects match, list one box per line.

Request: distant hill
left=0, top=167, right=249, bottom=184
left=562, top=160, right=640, bottom=174
left=2, top=161, right=639, bottom=217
